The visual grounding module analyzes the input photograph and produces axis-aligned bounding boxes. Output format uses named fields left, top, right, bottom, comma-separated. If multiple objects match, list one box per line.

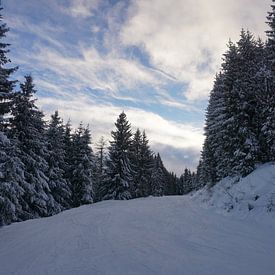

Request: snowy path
left=0, top=196, right=275, bottom=275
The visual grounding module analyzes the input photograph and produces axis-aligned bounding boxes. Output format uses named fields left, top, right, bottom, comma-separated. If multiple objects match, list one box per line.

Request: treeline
left=0, top=9, right=195, bottom=225
left=197, top=3, right=275, bottom=187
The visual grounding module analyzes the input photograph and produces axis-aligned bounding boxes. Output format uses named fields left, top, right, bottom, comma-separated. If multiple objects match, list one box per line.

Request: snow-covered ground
left=194, top=163, right=275, bottom=221
left=1, top=188, right=275, bottom=274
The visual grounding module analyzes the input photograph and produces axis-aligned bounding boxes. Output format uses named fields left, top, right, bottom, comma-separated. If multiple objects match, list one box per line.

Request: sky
left=4, top=0, right=270, bottom=174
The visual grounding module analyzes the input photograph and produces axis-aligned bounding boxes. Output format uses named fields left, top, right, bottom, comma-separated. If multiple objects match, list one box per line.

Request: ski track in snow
left=0, top=196, right=275, bottom=275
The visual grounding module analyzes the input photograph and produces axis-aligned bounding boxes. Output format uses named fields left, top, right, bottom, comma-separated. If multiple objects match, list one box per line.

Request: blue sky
left=4, top=0, right=269, bottom=174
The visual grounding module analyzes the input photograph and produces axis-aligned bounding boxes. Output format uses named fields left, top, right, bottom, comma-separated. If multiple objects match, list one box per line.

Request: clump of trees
left=0, top=6, right=194, bottom=225
left=196, top=2, right=275, bottom=187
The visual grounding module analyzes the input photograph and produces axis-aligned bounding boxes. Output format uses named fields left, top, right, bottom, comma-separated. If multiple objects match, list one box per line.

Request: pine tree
left=130, top=129, right=153, bottom=198
left=201, top=33, right=263, bottom=184
left=195, top=160, right=205, bottom=189
left=201, top=72, right=229, bottom=185
left=102, top=112, right=133, bottom=200
left=182, top=168, right=193, bottom=194
left=94, top=136, right=107, bottom=202
left=230, top=30, right=260, bottom=176
left=47, top=111, right=71, bottom=209
left=151, top=153, right=165, bottom=196
left=11, top=75, right=59, bottom=217
left=165, top=171, right=178, bottom=195
left=63, top=120, right=73, bottom=192
left=71, top=124, right=94, bottom=207
left=0, top=6, right=25, bottom=225
left=0, top=8, right=18, bottom=131
left=140, top=131, right=154, bottom=196
left=0, top=132, right=26, bottom=225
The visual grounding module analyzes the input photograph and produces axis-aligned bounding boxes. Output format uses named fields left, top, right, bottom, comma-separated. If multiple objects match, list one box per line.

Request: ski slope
left=1, top=195, right=275, bottom=275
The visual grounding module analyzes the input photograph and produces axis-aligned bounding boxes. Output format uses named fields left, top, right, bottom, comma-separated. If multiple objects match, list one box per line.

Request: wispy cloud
left=5, top=0, right=268, bottom=173
left=8, top=15, right=173, bottom=101
left=7, top=16, right=65, bottom=49
left=121, top=0, right=269, bottom=100
left=65, top=0, right=101, bottom=18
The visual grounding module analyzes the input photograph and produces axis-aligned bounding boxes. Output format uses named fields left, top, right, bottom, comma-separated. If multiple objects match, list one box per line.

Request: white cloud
left=66, top=0, right=100, bottom=18
left=16, top=41, right=168, bottom=100
left=8, top=0, right=269, bottom=172
left=7, top=16, right=65, bottom=49
left=121, top=0, right=270, bottom=100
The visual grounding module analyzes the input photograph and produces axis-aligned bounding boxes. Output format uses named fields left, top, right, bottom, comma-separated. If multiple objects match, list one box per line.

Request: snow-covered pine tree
left=151, top=153, right=165, bottom=196
left=165, top=171, right=178, bottom=195
left=70, top=124, right=94, bottom=207
left=130, top=129, right=153, bottom=198
left=191, top=171, right=197, bottom=190
left=94, top=136, right=107, bottom=202
left=47, top=111, right=71, bottom=209
left=63, top=120, right=74, bottom=194
left=215, top=40, right=241, bottom=179
left=230, top=30, right=260, bottom=176
left=102, top=112, right=134, bottom=200
left=198, top=4, right=275, bottom=188
left=140, top=130, right=154, bottom=196
left=0, top=6, right=26, bottom=225
left=194, top=160, right=205, bottom=189
left=0, top=132, right=26, bottom=225
left=201, top=34, right=261, bottom=183
left=129, top=128, right=142, bottom=197
left=182, top=168, right=193, bottom=194
left=11, top=75, right=59, bottom=218
left=0, top=7, right=17, bottom=131
left=201, top=72, right=229, bottom=185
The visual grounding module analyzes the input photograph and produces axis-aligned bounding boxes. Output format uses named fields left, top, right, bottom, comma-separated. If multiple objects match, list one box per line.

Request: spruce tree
left=63, top=120, right=74, bottom=192
left=230, top=30, right=260, bottom=176
left=11, top=75, right=58, bottom=217
left=102, top=112, right=133, bottom=200
left=47, top=111, right=71, bottom=209
left=0, top=6, right=25, bottom=225
left=130, top=129, right=153, bottom=198
left=151, top=153, right=165, bottom=196
left=182, top=168, right=192, bottom=194
left=94, top=136, right=107, bottom=202
left=0, top=132, right=26, bottom=225
left=165, top=171, right=178, bottom=195
left=0, top=8, right=17, bottom=130
left=71, top=124, right=94, bottom=207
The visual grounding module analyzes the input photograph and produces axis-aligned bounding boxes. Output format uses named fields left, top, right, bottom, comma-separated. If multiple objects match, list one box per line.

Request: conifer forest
left=0, top=1, right=274, bottom=227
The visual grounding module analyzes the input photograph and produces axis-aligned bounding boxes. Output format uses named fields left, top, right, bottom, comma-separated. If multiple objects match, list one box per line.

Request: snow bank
left=193, top=163, right=275, bottom=221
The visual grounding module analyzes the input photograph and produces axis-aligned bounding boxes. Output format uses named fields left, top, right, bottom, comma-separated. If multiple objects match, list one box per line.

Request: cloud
left=33, top=46, right=166, bottom=97
left=121, top=0, right=270, bottom=100
left=157, top=98, right=201, bottom=112
left=7, top=16, right=65, bottom=49
left=6, top=0, right=269, bottom=173
left=7, top=15, right=167, bottom=101
left=66, top=0, right=101, bottom=18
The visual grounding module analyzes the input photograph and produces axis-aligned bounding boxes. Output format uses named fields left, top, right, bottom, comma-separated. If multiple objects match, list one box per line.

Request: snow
left=1, top=185, right=275, bottom=274
left=194, top=163, right=275, bottom=222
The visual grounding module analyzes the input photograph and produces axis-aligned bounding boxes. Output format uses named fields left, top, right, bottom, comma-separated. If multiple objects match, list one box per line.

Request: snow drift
left=194, top=163, right=275, bottom=221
